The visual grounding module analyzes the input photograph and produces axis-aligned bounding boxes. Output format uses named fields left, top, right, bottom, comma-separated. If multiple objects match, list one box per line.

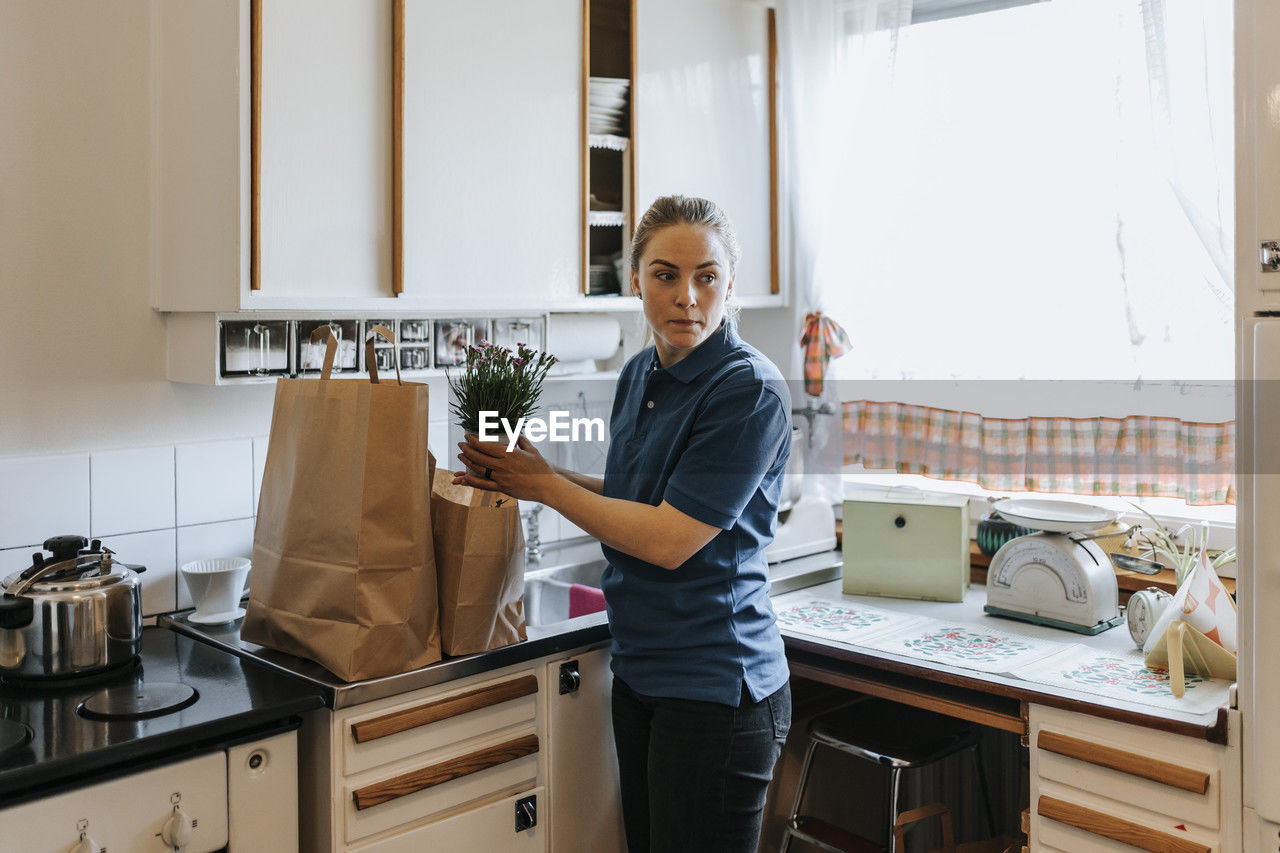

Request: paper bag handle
left=365, top=324, right=402, bottom=385
left=308, top=326, right=339, bottom=380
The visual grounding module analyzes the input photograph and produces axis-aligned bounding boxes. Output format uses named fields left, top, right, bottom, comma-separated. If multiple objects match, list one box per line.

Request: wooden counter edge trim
left=351, top=674, right=539, bottom=743
left=787, top=659, right=1026, bottom=736
left=784, top=637, right=1230, bottom=744
left=1037, top=730, right=1211, bottom=794
left=1037, top=795, right=1211, bottom=853
left=352, top=733, right=539, bottom=811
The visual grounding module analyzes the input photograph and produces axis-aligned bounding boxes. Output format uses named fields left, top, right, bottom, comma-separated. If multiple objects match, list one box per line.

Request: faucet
left=521, top=504, right=544, bottom=566
left=792, top=397, right=836, bottom=450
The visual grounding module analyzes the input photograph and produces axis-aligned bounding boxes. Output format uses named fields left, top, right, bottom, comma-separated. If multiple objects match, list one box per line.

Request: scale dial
left=988, top=535, right=1093, bottom=603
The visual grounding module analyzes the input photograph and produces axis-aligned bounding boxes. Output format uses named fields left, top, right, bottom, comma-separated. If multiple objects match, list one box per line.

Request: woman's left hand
left=454, top=434, right=556, bottom=502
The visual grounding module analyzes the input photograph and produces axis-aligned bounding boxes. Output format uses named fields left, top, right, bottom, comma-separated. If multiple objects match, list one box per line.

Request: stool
left=779, top=698, right=994, bottom=853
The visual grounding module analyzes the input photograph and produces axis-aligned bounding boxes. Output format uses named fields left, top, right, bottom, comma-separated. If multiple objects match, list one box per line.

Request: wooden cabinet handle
left=1037, top=730, right=1211, bottom=794
left=350, top=674, right=538, bottom=743
left=352, top=733, right=539, bottom=811
left=1038, top=795, right=1211, bottom=853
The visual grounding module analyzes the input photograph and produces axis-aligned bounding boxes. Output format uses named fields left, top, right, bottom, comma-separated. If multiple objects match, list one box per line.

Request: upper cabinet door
left=256, top=0, right=395, bottom=302
left=634, top=0, right=776, bottom=299
left=400, top=0, right=582, bottom=309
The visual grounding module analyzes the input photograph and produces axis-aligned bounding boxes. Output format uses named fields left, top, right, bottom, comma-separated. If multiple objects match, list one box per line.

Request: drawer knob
left=515, top=794, right=538, bottom=832
left=559, top=660, right=581, bottom=695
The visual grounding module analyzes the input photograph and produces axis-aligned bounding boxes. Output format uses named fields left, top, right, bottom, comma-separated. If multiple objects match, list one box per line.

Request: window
left=782, top=0, right=1235, bottom=518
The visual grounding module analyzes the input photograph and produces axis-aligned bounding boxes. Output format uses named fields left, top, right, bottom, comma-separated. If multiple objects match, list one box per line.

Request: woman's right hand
left=454, top=434, right=557, bottom=503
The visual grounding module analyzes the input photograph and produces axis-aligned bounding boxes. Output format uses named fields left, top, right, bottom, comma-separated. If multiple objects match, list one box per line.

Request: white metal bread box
left=842, top=492, right=970, bottom=601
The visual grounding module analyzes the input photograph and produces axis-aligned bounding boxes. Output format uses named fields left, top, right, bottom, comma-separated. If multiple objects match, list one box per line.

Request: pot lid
left=4, top=535, right=142, bottom=596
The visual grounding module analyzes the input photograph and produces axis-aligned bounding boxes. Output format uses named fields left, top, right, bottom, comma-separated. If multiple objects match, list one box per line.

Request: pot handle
left=0, top=596, right=33, bottom=630
left=8, top=550, right=120, bottom=598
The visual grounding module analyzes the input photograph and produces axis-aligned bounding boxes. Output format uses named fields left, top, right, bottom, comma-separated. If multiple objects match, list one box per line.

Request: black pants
left=611, top=676, right=791, bottom=853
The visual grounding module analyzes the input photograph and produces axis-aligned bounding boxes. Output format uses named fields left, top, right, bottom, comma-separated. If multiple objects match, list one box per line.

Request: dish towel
left=800, top=312, right=852, bottom=397
left=569, top=584, right=607, bottom=619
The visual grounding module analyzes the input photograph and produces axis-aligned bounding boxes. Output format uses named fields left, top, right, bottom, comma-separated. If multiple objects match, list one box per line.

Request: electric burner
left=77, top=682, right=198, bottom=722
left=0, top=658, right=141, bottom=691
left=0, top=720, right=31, bottom=757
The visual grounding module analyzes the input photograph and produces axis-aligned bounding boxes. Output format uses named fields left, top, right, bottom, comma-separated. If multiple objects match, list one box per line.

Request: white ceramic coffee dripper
left=181, top=557, right=251, bottom=625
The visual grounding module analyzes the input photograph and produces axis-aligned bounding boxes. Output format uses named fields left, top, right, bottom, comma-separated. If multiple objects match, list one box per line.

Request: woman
left=455, top=195, right=792, bottom=853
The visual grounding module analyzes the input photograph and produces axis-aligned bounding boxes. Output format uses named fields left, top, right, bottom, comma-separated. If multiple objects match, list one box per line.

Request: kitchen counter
left=163, top=543, right=844, bottom=710
left=776, top=580, right=1233, bottom=743
left=163, top=608, right=613, bottom=710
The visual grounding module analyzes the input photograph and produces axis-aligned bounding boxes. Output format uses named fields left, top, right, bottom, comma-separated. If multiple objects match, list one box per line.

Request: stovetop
left=0, top=627, right=325, bottom=804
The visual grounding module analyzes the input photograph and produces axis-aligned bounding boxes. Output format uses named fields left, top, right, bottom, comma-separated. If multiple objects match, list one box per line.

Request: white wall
left=1, top=1, right=279, bottom=457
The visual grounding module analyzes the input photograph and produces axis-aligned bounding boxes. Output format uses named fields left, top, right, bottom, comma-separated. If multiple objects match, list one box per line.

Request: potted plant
left=446, top=339, right=557, bottom=435
left=1130, top=505, right=1236, bottom=586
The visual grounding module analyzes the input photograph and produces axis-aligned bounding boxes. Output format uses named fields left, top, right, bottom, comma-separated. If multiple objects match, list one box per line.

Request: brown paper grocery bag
left=431, top=469, right=527, bottom=656
left=243, top=327, right=441, bottom=681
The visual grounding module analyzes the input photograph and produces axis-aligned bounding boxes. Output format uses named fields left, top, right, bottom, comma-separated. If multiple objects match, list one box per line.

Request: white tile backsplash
left=0, top=547, right=34, bottom=577
left=0, top=454, right=90, bottom=549
left=176, top=439, right=254, bottom=526
left=90, top=445, right=176, bottom=537
left=429, top=418, right=450, bottom=472
left=176, top=518, right=254, bottom=610
left=252, top=436, right=268, bottom=515
left=111, top=528, right=178, bottom=616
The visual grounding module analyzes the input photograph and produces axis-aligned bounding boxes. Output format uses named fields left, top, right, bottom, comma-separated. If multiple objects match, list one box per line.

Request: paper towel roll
left=546, top=314, right=622, bottom=366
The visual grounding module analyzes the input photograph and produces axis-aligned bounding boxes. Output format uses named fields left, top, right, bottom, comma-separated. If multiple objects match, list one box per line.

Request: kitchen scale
left=983, top=498, right=1126, bottom=635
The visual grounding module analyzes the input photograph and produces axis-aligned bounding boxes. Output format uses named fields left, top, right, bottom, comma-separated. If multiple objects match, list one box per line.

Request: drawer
left=1034, top=789, right=1218, bottom=853
left=342, top=670, right=540, bottom=776
left=351, top=786, right=546, bottom=852
left=345, top=728, right=541, bottom=843
left=1034, top=727, right=1220, bottom=829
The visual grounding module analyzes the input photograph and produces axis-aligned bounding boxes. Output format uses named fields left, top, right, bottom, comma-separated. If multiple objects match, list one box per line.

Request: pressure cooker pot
left=0, top=535, right=145, bottom=679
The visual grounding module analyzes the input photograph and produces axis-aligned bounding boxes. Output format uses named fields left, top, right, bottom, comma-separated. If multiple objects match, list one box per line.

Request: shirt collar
left=649, top=319, right=738, bottom=384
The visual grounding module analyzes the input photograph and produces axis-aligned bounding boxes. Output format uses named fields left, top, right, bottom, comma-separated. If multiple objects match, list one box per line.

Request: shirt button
left=646, top=401, right=655, bottom=409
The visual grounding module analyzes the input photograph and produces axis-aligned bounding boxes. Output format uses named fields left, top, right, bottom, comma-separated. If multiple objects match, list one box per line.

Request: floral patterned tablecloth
left=772, top=586, right=1233, bottom=716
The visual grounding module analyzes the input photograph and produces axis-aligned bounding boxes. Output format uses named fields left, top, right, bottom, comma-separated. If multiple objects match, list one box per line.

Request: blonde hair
left=629, top=195, right=742, bottom=323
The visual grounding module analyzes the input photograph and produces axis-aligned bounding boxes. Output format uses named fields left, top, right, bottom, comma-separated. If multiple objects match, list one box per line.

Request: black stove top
left=0, top=627, right=324, bottom=805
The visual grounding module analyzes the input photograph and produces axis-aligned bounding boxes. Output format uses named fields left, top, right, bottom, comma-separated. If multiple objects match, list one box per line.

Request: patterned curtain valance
left=843, top=401, right=1235, bottom=506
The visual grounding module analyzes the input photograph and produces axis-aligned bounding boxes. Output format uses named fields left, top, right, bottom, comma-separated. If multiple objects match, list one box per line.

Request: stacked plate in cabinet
left=588, top=77, right=629, bottom=135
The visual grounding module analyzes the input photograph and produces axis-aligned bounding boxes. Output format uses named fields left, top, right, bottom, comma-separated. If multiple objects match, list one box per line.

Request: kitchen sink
left=523, top=557, right=608, bottom=628
left=520, top=539, right=843, bottom=628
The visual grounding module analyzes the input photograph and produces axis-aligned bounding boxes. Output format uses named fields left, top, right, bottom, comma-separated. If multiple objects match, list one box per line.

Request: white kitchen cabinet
left=153, top=0, right=395, bottom=313
left=1028, top=704, right=1241, bottom=853
left=634, top=0, right=779, bottom=303
left=545, top=647, right=626, bottom=853
left=400, top=0, right=582, bottom=310
left=297, top=642, right=621, bottom=853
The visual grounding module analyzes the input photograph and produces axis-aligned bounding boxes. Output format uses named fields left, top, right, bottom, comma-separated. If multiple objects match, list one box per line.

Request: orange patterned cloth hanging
left=800, top=312, right=852, bottom=397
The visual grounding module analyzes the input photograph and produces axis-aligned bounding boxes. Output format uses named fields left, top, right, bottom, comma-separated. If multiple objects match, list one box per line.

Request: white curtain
left=776, top=0, right=1234, bottom=503
left=777, top=0, right=914, bottom=501
left=786, top=0, right=1233, bottom=386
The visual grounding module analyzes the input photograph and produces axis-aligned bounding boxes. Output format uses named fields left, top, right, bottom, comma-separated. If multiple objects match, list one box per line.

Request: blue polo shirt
left=600, top=319, right=792, bottom=706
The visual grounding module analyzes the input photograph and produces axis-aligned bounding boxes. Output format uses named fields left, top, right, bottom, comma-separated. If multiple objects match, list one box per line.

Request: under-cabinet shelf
left=588, top=134, right=629, bottom=151
left=588, top=211, right=627, bottom=227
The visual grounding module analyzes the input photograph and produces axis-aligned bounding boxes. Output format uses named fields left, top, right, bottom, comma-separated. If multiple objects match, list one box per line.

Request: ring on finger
left=484, top=467, right=493, bottom=479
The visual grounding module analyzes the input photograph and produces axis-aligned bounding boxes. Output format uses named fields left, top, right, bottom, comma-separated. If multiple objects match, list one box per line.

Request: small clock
left=1126, top=587, right=1173, bottom=647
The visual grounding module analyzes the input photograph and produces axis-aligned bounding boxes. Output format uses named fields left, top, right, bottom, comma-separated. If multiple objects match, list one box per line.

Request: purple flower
left=513, top=357, right=525, bottom=365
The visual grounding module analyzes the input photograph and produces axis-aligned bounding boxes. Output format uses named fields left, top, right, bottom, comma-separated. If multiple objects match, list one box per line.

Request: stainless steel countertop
left=162, top=541, right=842, bottom=710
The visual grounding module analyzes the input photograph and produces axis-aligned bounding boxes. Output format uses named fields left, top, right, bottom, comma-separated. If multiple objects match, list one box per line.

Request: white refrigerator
left=1237, top=0, right=1280, bottom=846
